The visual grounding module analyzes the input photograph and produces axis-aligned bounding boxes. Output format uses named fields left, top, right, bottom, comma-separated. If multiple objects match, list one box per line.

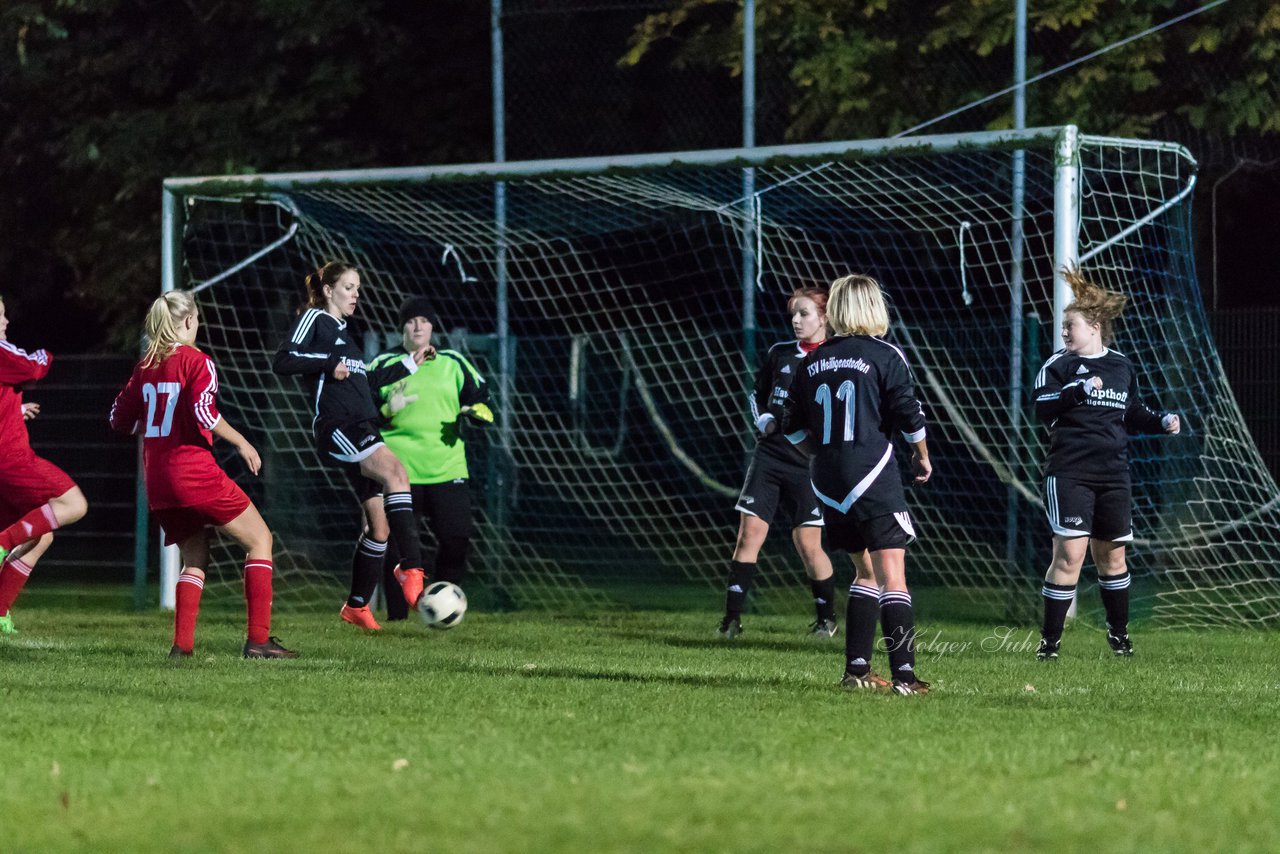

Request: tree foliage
left=0, top=0, right=488, bottom=350
left=623, top=0, right=1280, bottom=142
left=2, top=0, right=1277, bottom=350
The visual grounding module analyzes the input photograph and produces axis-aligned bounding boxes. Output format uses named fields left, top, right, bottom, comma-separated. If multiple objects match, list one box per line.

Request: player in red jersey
left=0, top=295, right=89, bottom=634
left=110, top=291, right=297, bottom=659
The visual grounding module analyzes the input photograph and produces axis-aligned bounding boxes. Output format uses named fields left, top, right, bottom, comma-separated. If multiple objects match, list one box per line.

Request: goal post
left=155, top=125, right=1280, bottom=627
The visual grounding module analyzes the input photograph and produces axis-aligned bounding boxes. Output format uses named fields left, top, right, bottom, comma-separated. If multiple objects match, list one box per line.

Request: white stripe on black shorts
left=322, top=420, right=384, bottom=464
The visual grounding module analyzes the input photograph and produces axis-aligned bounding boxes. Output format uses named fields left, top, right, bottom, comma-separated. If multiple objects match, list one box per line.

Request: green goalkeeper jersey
left=367, top=348, right=491, bottom=484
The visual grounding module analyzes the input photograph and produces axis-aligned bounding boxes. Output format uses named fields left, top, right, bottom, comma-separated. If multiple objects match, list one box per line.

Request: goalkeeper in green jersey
left=368, top=296, right=493, bottom=620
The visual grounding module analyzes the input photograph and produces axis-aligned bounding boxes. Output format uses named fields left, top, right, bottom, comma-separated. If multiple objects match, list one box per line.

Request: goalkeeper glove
left=460, top=403, right=494, bottom=424
left=382, top=380, right=418, bottom=417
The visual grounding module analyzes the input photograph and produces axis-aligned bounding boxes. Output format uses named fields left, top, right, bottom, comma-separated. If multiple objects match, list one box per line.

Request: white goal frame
left=155, top=125, right=1230, bottom=620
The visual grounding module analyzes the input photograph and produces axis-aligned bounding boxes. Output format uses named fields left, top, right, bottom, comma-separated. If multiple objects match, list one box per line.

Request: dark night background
left=1, top=0, right=1278, bottom=357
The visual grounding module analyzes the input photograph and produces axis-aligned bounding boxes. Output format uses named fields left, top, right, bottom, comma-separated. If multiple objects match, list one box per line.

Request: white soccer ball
left=417, top=581, right=467, bottom=629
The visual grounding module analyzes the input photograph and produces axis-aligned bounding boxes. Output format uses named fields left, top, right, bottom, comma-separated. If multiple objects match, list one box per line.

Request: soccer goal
left=160, top=125, right=1280, bottom=626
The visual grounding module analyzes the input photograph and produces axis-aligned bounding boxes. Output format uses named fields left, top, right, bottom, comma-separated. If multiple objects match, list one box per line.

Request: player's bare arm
left=212, top=418, right=262, bottom=476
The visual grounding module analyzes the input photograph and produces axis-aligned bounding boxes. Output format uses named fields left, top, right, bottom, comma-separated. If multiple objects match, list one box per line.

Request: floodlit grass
left=2, top=595, right=1279, bottom=853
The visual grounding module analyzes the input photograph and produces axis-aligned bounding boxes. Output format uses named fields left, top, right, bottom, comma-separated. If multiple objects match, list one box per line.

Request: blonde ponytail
left=141, top=291, right=198, bottom=367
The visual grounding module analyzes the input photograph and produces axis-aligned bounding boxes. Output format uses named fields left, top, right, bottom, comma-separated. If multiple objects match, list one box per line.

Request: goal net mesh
left=173, top=132, right=1280, bottom=626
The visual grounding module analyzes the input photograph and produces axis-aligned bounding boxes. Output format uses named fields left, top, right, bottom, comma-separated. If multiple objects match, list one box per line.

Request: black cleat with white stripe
left=891, top=678, right=930, bottom=696
left=1036, top=638, right=1060, bottom=661
left=807, top=618, right=838, bottom=639
left=1106, top=630, right=1134, bottom=657
left=716, top=616, right=742, bottom=640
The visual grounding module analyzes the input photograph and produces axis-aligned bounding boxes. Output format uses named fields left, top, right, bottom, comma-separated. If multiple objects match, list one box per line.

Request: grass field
left=2, top=588, right=1279, bottom=853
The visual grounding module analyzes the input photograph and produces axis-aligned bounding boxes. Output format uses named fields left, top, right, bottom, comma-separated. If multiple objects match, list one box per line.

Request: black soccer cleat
left=1036, top=638, right=1060, bottom=661
left=1106, top=630, right=1134, bottom=657
left=716, top=616, right=742, bottom=640
left=243, top=636, right=299, bottom=659
left=840, top=670, right=891, bottom=693
left=891, top=678, right=931, bottom=696
left=168, top=645, right=193, bottom=658
left=807, top=618, right=839, bottom=639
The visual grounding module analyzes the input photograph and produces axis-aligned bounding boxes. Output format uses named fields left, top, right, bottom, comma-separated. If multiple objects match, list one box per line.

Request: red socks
left=173, top=572, right=204, bottom=653
left=244, top=560, right=273, bottom=644
left=0, top=504, right=58, bottom=553
left=172, top=560, right=272, bottom=651
left=0, top=556, right=34, bottom=615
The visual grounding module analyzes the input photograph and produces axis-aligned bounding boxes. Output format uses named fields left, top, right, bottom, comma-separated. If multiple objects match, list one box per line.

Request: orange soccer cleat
left=340, top=603, right=382, bottom=631
left=393, top=566, right=425, bottom=608
left=840, top=670, right=891, bottom=693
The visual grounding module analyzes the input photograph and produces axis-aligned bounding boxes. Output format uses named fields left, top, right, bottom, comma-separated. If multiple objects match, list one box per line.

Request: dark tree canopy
left=2, top=0, right=1276, bottom=352
left=1, top=0, right=488, bottom=350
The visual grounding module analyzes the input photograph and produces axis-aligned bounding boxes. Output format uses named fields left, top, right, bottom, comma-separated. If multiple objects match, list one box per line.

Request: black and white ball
left=417, top=581, right=467, bottom=629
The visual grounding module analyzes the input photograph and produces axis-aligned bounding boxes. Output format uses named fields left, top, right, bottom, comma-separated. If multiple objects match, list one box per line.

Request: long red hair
left=787, top=285, right=828, bottom=315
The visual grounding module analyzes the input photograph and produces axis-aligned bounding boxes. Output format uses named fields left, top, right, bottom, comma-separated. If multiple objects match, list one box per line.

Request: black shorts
left=319, top=419, right=385, bottom=464
left=318, top=420, right=384, bottom=503
left=411, top=479, right=475, bottom=541
left=382, top=479, right=476, bottom=617
left=824, top=510, right=917, bottom=553
left=1043, top=475, right=1132, bottom=542
left=735, top=450, right=823, bottom=529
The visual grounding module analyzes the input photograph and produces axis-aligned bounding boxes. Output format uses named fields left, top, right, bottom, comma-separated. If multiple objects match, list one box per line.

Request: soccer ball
left=417, top=581, right=467, bottom=629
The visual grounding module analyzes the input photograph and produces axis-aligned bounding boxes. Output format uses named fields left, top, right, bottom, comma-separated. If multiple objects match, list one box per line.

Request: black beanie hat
left=398, top=296, right=435, bottom=326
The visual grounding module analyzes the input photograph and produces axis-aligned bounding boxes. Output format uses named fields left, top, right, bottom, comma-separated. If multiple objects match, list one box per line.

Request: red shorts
left=152, top=476, right=252, bottom=546
left=0, top=453, right=78, bottom=523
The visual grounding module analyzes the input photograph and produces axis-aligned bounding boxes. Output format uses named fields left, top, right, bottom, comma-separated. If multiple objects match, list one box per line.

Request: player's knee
left=365, top=521, right=390, bottom=543
left=736, top=516, right=768, bottom=548
left=1049, top=557, right=1082, bottom=578
left=1099, top=553, right=1126, bottom=575
left=54, top=489, right=89, bottom=525
left=374, top=458, right=409, bottom=492
left=792, top=532, right=824, bottom=562
left=250, top=528, right=273, bottom=556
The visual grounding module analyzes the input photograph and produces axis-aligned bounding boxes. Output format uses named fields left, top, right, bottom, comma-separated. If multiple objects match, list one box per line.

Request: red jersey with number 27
left=109, top=344, right=230, bottom=509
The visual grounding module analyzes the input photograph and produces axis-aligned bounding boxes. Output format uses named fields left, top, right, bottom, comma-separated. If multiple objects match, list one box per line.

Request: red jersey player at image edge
left=0, top=295, right=89, bottom=635
left=109, top=291, right=297, bottom=659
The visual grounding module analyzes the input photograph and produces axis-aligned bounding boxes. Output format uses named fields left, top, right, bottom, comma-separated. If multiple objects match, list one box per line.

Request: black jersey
left=272, top=308, right=409, bottom=434
left=749, top=340, right=811, bottom=465
left=1033, top=347, right=1167, bottom=481
left=781, top=335, right=927, bottom=520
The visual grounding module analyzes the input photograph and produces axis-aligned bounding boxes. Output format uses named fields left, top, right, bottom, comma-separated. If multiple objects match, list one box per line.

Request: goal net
left=165, top=127, right=1280, bottom=626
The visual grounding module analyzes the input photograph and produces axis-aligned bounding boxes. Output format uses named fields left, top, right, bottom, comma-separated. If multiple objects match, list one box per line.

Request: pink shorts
left=153, top=479, right=252, bottom=546
left=0, top=454, right=77, bottom=523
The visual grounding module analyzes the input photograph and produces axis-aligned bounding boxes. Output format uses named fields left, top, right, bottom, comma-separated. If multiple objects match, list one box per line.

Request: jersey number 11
left=814, top=380, right=855, bottom=445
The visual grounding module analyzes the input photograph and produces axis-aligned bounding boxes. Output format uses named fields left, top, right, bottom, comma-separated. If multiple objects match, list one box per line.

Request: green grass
left=2, top=597, right=1279, bottom=853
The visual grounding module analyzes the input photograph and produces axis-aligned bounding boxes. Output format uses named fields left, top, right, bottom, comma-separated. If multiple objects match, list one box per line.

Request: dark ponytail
left=302, top=261, right=358, bottom=312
